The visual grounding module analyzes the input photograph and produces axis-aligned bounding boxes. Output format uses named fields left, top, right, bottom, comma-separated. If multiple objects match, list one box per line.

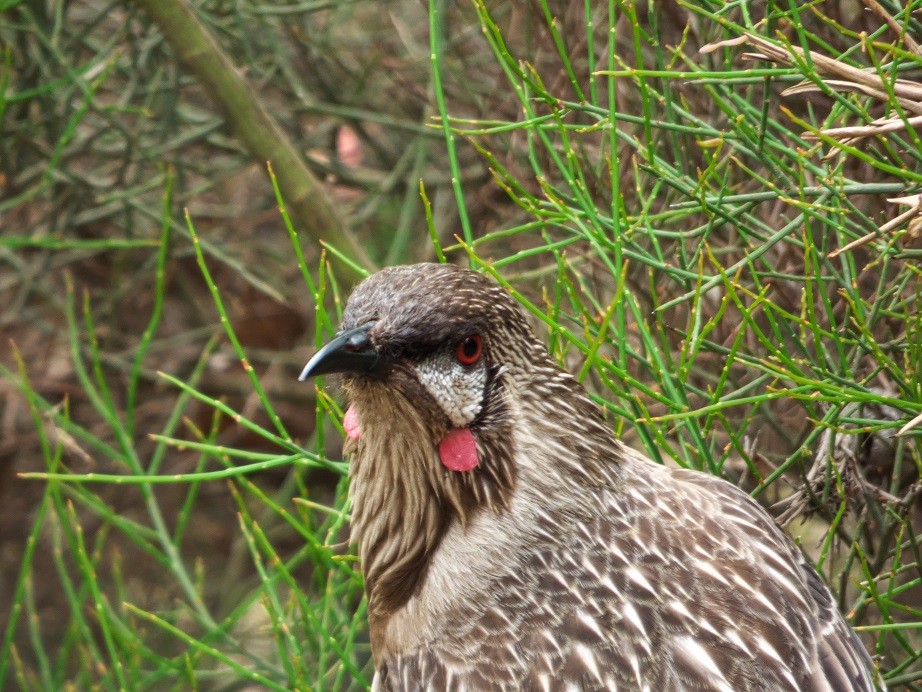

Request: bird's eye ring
left=456, top=334, right=483, bottom=366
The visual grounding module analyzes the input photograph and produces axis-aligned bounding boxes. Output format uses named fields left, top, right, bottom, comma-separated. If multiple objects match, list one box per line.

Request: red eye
left=456, top=334, right=483, bottom=366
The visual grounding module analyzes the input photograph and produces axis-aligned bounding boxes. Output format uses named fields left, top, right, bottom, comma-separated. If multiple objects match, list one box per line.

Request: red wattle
left=438, top=427, right=479, bottom=472
left=343, top=404, right=361, bottom=440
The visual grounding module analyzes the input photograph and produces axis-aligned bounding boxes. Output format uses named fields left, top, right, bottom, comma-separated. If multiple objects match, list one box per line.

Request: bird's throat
left=345, top=392, right=451, bottom=618
left=344, top=403, right=479, bottom=473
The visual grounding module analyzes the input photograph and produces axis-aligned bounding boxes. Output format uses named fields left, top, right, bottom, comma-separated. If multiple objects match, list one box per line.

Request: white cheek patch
left=414, top=355, right=487, bottom=428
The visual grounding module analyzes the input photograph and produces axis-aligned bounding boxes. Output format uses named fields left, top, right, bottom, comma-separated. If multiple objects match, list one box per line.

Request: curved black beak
left=298, top=325, right=386, bottom=380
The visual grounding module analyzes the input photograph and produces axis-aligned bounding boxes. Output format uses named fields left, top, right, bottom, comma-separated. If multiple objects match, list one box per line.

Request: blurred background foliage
left=1, top=0, right=922, bottom=688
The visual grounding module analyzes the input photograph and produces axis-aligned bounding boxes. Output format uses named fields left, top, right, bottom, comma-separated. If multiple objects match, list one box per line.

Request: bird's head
left=300, top=263, right=611, bottom=616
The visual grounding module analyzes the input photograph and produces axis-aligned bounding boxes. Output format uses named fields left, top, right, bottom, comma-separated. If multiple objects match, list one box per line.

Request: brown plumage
left=300, top=263, right=882, bottom=691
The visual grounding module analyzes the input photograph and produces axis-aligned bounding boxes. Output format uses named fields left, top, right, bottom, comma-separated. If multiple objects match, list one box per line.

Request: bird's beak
left=298, top=325, right=387, bottom=380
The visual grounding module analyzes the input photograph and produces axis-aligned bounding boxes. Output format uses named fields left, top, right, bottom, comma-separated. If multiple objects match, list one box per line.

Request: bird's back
left=375, top=450, right=878, bottom=691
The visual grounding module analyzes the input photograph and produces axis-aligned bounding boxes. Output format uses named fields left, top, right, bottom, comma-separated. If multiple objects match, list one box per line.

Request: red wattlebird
left=301, top=263, right=881, bottom=691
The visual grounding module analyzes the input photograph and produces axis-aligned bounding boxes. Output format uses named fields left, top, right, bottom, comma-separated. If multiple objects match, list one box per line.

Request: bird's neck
left=345, top=361, right=620, bottom=657
left=345, top=390, right=523, bottom=653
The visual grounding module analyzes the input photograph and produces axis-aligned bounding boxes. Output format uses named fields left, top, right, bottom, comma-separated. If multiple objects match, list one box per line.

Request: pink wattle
left=343, top=404, right=361, bottom=440
left=438, top=427, right=480, bottom=472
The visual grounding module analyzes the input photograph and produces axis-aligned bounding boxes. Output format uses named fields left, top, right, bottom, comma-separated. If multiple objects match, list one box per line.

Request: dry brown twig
left=827, top=194, right=922, bottom=258
left=864, top=0, right=922, bottom=59
left=701, top=31, right=922, bottom=144
left=702, top=28, right=922, bottom=258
